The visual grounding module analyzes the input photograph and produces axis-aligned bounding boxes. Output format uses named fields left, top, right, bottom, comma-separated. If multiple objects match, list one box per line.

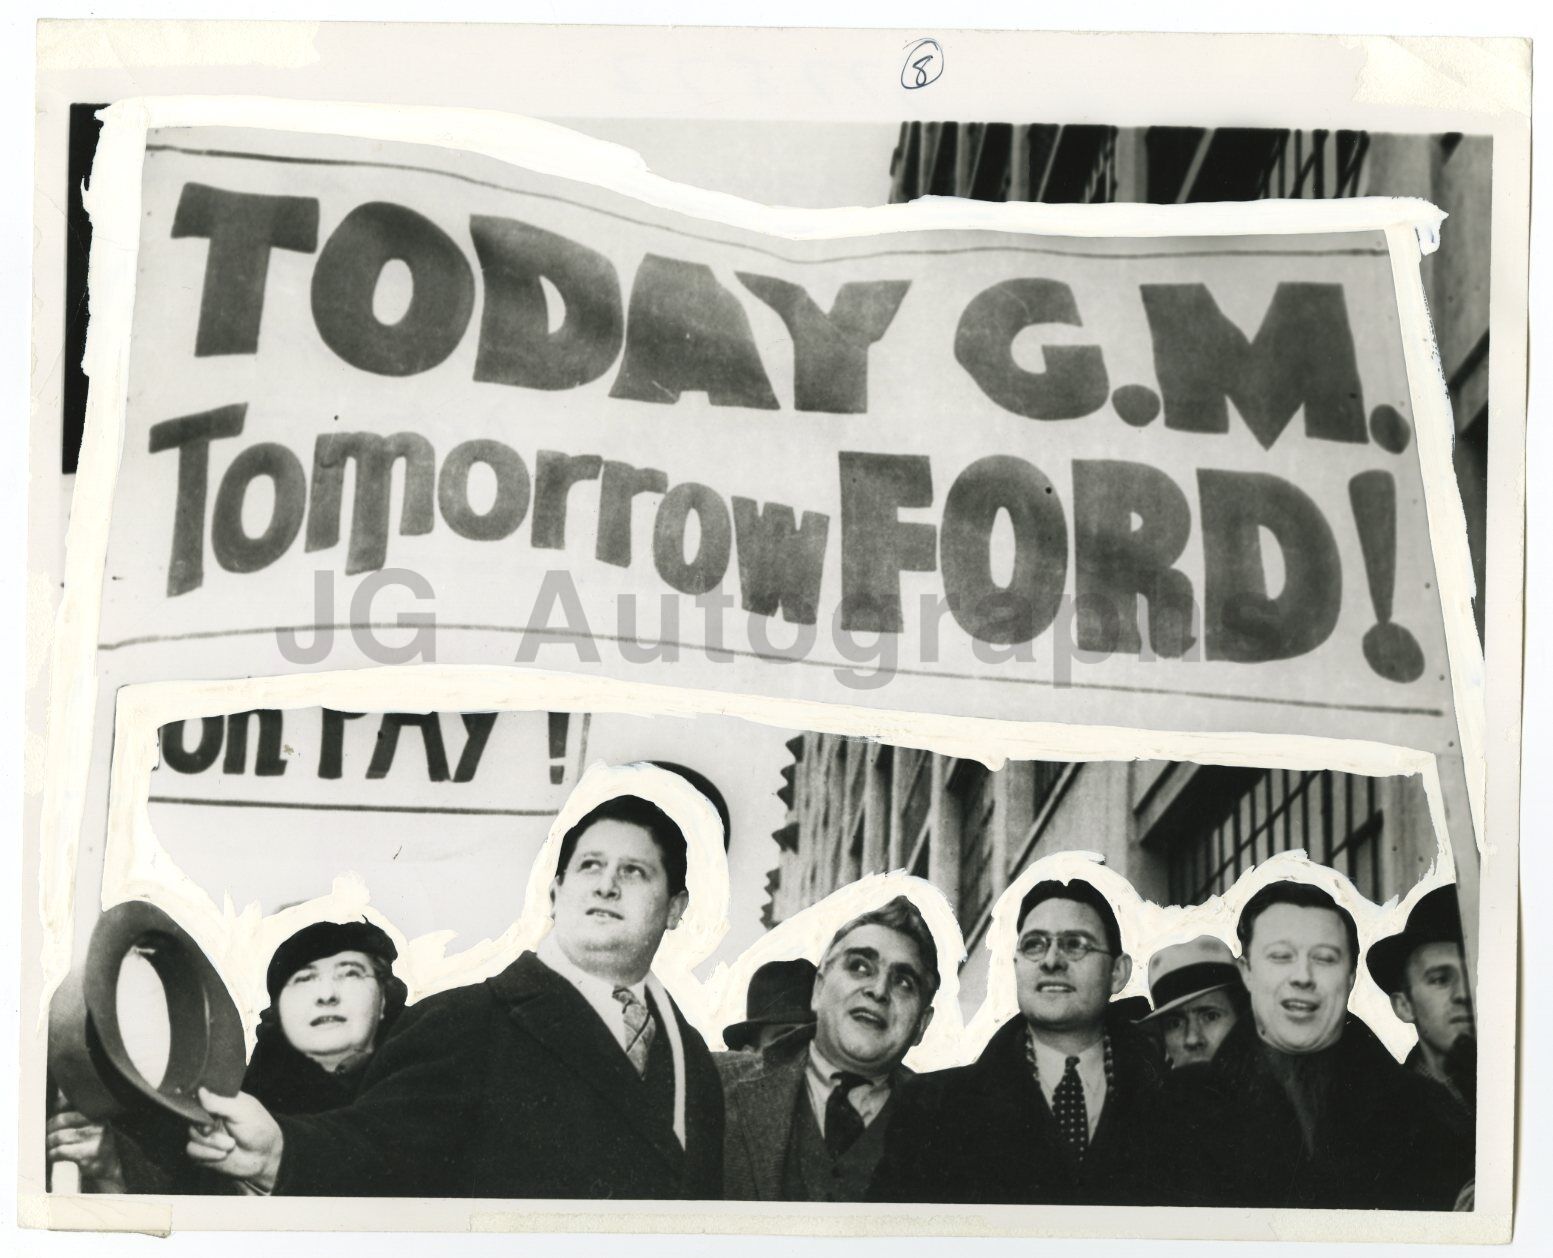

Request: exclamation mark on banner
left=547, top=712, right=570, bottom=784
left=1349, top=469, right=1425, bottom=683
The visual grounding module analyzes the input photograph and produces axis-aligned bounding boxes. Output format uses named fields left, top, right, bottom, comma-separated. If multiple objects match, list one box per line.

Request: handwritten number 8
left=901, top=39, right=943, bottom=90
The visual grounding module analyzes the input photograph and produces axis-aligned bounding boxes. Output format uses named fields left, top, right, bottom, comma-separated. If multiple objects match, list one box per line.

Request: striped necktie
left=612, top=986, right=655, bottom=1077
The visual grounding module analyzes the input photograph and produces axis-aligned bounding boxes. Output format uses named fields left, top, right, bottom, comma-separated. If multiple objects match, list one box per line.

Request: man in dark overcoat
left=871, top=877, right=1176, bottom=1206
left=1171, top=879, right=1473, bottom=1211
left=718, top=896, right=937, bottom=1201
left=186, top=793, right=724, bottom=1198
left=1367, top=885, right=1476, bottom=1121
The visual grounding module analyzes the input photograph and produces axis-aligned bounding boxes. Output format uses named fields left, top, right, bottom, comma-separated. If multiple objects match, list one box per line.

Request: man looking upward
left=719, top=896, right=938, bottom=1201
left=188, top=793, right=724, bottom=1198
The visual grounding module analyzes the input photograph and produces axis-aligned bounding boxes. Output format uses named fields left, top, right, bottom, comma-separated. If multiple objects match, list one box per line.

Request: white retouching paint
left=101, top=731, right=732, bottom=1054
left=698, top=871, right=969, bottom=1067
left=93, top=670, right=1452, bottom=1066
left=93, top=95, right=1449, bottom=241
left=1385, top=221, right=1486, bottom=849
left=77, top=669, right=1460, bottom=1063
left=963, top=847, right=1457, bottom=1062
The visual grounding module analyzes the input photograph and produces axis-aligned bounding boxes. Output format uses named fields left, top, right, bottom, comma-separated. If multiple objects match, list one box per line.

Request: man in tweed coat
left=718, top=896, right=938, bottom=1201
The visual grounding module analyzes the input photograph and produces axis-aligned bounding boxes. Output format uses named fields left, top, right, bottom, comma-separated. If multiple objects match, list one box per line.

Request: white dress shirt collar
left=804, top=1039, right=895, bottom=1135
left=537, top=932, right=648, bottom=1046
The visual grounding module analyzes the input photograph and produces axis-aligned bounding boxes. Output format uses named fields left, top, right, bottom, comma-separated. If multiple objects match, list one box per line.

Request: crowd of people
left=48, top=790, right=1477, bottom=1210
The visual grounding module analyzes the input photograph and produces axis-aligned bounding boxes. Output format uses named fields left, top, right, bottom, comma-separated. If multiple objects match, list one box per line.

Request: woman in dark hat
left=160, top=921, right=406, bottom=1191
left=243, top=920, right=408, bottom=1116
left=51, top=919, right=407, bottom=1192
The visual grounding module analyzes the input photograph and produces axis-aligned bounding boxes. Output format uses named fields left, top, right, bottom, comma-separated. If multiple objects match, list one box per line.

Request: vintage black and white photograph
left=17, top=18, right=1532, bottom=1252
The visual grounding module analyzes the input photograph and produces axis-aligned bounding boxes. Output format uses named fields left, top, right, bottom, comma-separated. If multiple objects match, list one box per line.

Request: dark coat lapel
left=492, top=952, right=686, bottom=1172
left=1087, top=1016, right=1154, bottom=1153
left=969, top=1014, right=1162, bottom=1200
left=975, top=1017, right=1060, bottom=1144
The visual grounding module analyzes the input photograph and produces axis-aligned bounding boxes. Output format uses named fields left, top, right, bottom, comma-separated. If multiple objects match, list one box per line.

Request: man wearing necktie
left=718, top=896, right=939, bottom=1201
left=187, top=791, right=725, bottom=1199
left=873, top=877, right=1175, bottom=1205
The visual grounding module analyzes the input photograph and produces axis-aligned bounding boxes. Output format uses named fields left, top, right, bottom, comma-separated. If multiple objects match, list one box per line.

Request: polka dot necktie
left=1051, top=1056, right=1089, bottom=1161
left=824, top=1072, right=869, bottom=1158
left=612, top=987, right=655, bottom=1077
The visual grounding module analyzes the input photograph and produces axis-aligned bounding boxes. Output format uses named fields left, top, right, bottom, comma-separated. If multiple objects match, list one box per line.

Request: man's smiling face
left=1240, top=903, right=1355, bottom=1055
left=549, top=817, right=687, bottom=985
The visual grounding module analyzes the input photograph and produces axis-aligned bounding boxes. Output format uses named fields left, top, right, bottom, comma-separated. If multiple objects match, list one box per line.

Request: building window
left=1009, top=760, right=1075, bottom=878
left=862, top=745, right=892, bottom=875
left=872, top=745, right=894, bottom=812
left=952, top=761, right=995, bottom=926
left=1031, top=761, right=1067, bottom=819
left=1168, top=769, right=1383, bottom=905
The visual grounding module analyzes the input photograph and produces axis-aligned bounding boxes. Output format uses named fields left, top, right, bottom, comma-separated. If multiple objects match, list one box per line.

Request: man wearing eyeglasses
left=718, top=896, right=938, bottom=1201
left=872, top=877, right=1174, bottom=1205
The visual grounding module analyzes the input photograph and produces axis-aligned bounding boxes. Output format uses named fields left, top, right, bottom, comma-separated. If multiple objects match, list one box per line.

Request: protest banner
left=97, top=126, right=1461, bottom=746
left=59, top=111, right=1479, bottom=939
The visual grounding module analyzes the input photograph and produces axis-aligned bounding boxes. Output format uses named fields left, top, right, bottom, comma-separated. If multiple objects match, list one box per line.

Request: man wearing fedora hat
left=1140, top=937, right=1247, bottom=1069
left=718, top=897, right=938, bottom=1201
left=722, top=959, right=818, bottom=1054
left=1367, top=885, right=1477, bottom=1119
